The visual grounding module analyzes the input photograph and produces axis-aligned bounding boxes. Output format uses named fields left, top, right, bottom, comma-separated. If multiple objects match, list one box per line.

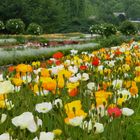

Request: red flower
left=80, top=65, right=88, bottom=70
left=53, top=52, right=64, bottom=59
left=47, top=60, right=53, bottom=65
left=115, top=49, right=122, bottom=56
left=69, top=88, right=78, bottom=97
left=107, top=106, right=122, bottom=118
left=55, top=60, right=61, bottom=65
left=92, top=57, right=100, bottom=66
left=8, top=66, right=15, bottom=72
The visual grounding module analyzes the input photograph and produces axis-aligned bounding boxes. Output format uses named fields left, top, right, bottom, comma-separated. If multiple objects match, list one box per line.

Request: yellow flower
left=12, top=78, right=23, bottom=86
left=53, top=129, right=62, bottom=136
left=40, top=68, right=50, bottom=77
left=134, top=77, right=140, bottom=82
left=117, top=97, right=125, bottom=106
left=0, top=100, right=5, bottom=108
left=57, top=76, right=65, bottom=89
left=32, top=61, right=40, bottom=67
left=67, top=82, right=79, bottom=89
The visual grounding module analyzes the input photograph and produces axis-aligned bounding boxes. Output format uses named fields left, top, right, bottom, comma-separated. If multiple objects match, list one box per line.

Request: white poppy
left=35, top=102, right=52, bottom=113
left=0, top=114, right=7, bottom=124
left=69, top=116, right=84, bottom=126
left=122, top=108, right=134, bottom=116
left=81, top=73, right=89, bottom=81
left=94, top=122, right=104, bottom=134
left=53, top=99, right=63, bottom=108
left=12, top=112, right=37, bottom=133
left=87, top=82, right=96, bottom=90
left=0, top=133, right=11, bottom=140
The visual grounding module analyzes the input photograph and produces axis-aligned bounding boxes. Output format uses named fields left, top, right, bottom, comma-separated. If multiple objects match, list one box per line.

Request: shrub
left=6, top=19, right=25, bottom=34
left=90, top=23, right=117, bottom=37
left=119, top=21, right=138, bottom=35
left=0, top=21, right=5, bottom=32
left=27, top=23, right=43, bottom=35
left=99, top=35, right=125, bottom=48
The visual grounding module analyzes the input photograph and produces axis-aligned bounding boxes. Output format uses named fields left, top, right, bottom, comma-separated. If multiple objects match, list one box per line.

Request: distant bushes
left=27, top=23, right=43, bottom=35
left=119, top=20, right=138, bottom=35
left=0, top=21, right=5, bottom=33
left=6, top=19, right=25, bottom=34
left=0, top=19, right=43, bottom=35
left=90, top=21, right=138, bottom=37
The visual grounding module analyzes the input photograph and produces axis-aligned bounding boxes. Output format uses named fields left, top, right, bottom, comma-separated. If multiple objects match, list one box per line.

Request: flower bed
left=0, top=41, right=140, bottom=139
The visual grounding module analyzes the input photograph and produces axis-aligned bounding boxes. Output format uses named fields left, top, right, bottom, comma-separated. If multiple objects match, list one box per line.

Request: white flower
left=37, top=117, right=42, bottom=127
left=64, top=60, right=71, bottom=66
left=117, top=89, right=131, bottom=100
left=12, top=112, right=37, bottom=133
left=81, top=73, right=89, bottom=81
left=70, top=49, right=78, bottom=55
left=76, top=73, right=82, bottom=80
left=94, top=122, right=104, bottom=134
left=5, top=99, right=14, bottom=110
left=122, top=108, right=134, bottom=116
left=98, top=65, right=104, bottom=71
left=112, top=79, right=123, bottom=89
left=39, top=132, right=54, bottom=140
left=0, top=74, right=4, bottom=82
left=81, top=120, right=92, bottom=132
left=53, top=99, right=63, bottom=108
left=69, top=116, right=84, bottom=126
left=68, top=66, right=78, bottom=74
left=0, top=133, right=11, bottom=140
left=35, top=102, right=52, bottom=113
left=0, top=114, right=7, bottom=124
left=69, top=76, right=79, bottom=83
left=96, top=105, right=107, bottom=117
left=22, top=75, right=32, bottom=83
left=0, top=81, right=14, bottom=95
left=87, top=82, right=96, bottom=90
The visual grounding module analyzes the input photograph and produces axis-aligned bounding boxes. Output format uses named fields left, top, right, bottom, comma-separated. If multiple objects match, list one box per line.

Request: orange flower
left=129, top=85, right=138, bottom=96
left=16, top=64, right=32, bottom=73
left=41, top=68, right=50, bottom=77
left=69, top=88, right=78, bottom=97
left=41, top=78, right=56, bottom=91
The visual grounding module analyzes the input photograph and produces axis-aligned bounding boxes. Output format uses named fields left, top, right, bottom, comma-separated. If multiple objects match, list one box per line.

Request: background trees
left=0, top=0, right=140, bottom=33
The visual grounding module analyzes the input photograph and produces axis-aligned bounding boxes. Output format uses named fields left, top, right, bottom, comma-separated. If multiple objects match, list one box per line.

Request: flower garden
left=0, top=40, right=140, bottom=140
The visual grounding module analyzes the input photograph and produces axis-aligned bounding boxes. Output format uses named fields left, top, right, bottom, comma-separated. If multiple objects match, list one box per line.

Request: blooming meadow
left=0, top=41, right=140, bottom=140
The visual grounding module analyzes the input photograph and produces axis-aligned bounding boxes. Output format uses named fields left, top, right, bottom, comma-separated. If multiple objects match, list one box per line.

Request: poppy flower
left=69, top=88, right=78, bottom=97
left=107, top=106, right=122, bottom=118
left=53, top=52, right=64, bottom=59
left=80, top=65, right=88, bottom=70
left=92, top=57, right=100, bottom=66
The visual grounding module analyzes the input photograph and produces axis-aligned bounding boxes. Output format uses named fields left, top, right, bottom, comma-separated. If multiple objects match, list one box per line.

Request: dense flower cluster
left=0, top=41, right=140, bottom=139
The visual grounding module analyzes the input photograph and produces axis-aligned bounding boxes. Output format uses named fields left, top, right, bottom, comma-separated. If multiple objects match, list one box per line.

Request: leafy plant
left=119, top=21, right=138, bottom=35
left=27, top=23, right=43, bottom=35
left=6, top=19, right=25, bottom=34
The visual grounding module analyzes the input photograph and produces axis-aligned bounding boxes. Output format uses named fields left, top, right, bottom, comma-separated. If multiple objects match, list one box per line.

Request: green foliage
left=98, top=35, right=126, bottom=48
left=6, top=19, right=25, bottom=34
left=27, top=23, right=43, bottom=35
left=119, top=21, right=138, bottom=35
left=90, top=24, right=117, bottom=37
left=0, top=21, right=5, bottom=32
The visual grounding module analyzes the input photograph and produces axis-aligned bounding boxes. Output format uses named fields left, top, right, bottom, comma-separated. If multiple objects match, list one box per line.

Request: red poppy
left=55, top=60, right=61, bottom=65
left=115, top=49, right=122, bottom=56
left=80, top=65, right=88, bottom=70
left=69, top=88, right=78, bottom=97
left=107, top=106, right=122, bottom=118
left=47, top=60, right=53, bottom=65
left=8, top=66, right=15, bottom=72
left=92, top=57, right=100, bottom=66
left=53, top=52, right=64, bottom=59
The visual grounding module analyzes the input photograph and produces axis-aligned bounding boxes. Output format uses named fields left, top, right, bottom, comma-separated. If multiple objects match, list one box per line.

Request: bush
left=6, top=19, right=25, bottom=34
left=0, top=21, right=5, bottom=32
left=27, top=23, right=43, bottom=35
left=119, top=21, right=138, bottom=35
left=90, top=23, right=117, bottom=37
left=99, top=35, right=125, bottom=48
